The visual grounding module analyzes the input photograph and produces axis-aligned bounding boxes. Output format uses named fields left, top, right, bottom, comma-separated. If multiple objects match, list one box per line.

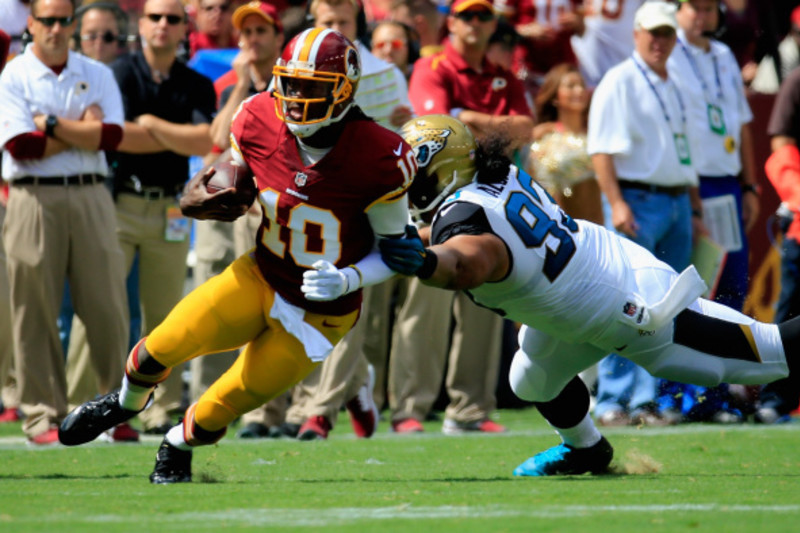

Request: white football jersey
left=431, top=164, right=691, bottom=346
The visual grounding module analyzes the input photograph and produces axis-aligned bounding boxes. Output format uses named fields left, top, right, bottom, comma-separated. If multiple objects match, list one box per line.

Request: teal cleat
left=513, top=436, right=613, bottom=476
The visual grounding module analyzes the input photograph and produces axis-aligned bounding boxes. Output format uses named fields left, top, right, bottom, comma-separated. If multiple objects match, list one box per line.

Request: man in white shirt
left=587, top=1, right=701, bottom=427
left=0, top=0, right=132, bottom=445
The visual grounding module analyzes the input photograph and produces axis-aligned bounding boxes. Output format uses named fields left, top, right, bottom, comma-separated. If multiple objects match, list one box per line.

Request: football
left=205, top=160, right=257, bottom=206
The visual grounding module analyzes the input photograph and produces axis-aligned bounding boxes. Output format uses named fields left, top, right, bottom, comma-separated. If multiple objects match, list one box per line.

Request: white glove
left=301, top=260, right=360, bottom=301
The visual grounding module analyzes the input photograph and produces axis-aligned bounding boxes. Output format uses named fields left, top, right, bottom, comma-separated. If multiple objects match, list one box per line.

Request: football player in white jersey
left=378, top=115, right=800, bottom=476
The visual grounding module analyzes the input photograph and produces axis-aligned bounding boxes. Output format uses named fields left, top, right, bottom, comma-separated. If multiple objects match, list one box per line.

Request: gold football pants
left=143, top=253, right=357, bottom=432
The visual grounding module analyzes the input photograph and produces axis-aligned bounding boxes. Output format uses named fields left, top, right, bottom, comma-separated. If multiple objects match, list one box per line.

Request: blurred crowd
left=1, top=0, right=800, bottom=446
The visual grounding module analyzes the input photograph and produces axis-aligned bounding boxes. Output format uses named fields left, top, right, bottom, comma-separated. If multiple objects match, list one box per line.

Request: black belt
left=118, top=182, right=181, bottom=201
left=13, top=174, right=104, bottom=186
left=618, top=180, right=689, bottom=197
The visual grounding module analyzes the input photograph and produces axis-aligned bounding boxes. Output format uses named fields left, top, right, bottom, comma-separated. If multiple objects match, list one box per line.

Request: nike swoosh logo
left=322, top=320, right=339, bottom=328
left=614, top=344, right=628, bottom=352
left=393, top=143, right=403, bottom=156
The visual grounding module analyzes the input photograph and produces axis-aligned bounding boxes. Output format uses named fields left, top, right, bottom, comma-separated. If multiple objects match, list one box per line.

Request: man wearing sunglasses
left=105, top=0, right=216, bottom=435
left=74, top=2, right=127, bottom=65
left=188, top=0, right=237, bottom=58
left=0, top=0, right=132, bottom=445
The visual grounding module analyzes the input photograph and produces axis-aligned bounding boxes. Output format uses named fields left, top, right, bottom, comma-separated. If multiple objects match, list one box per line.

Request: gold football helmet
left=399, top=115, right=477, bottom=221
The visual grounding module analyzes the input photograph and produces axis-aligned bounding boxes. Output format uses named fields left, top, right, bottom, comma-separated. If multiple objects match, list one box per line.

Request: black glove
left=379, top=225, right=438, bottom=278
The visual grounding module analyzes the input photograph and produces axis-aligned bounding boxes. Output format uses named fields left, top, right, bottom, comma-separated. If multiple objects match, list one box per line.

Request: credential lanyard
left=678, top=38, right=723, bottom=102
left=631, top=55, right=686, bottom=133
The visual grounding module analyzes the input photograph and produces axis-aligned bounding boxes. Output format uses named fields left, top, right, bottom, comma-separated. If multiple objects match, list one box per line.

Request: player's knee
left=509, top=351, right=552, bottom=402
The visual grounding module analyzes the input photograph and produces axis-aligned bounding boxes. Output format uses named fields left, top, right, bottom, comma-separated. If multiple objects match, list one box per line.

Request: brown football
left=205, top=160, right=257, bottom=206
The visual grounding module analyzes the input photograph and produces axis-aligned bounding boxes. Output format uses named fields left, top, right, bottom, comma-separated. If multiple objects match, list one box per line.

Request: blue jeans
left=595, top=188, right=691, bottom=417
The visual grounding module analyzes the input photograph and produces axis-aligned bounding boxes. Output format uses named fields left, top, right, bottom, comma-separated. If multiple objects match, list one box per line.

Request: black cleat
left=58, top=391, right=148, bottom=446
left=150, top=438, right=192, bottom=484
left=513, top=436, right=614, bottom=476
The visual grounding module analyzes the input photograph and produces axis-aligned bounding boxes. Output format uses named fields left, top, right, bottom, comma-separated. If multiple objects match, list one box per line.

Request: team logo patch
left=294, top=172, right=308, bottom=187
left=410, top=127, right=450, bottom=169
left=623, top=302, right=646, bottom=324
left=491, top=77, right=507, bottom=91
left=76, top=81, right=89, bottom=93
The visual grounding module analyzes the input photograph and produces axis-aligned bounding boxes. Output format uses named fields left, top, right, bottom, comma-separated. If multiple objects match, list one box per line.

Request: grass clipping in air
left=610, top=448, right=663, bottom=475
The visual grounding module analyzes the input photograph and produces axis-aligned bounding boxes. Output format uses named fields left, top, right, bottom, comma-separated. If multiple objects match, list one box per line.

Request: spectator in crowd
left=0, top=0, right=32, bottom=57
left=587, top=1, right=699, bottom=427
left=756, top=66, right=800, bottom=424
left=189, top=0, right=238, bottom=57
left=389, top=0, right=446, bottom=58
left=109, top=0, right=216, bottom=433
left=751, top=5, right=800, bottom=94
left=282, top=0, right=414, bottom=440
left=409, top=0, right=533, bottom=148
left=73, top=1, right=128, bottom=65
left=0, top=0, right=132, bottom=445
left=659, top=0, right=757, bottom=424
left=494, top=0, right=583, bottom=95
left=485, top=19, right=518, bottom=71
left=530, top=63, right=603, bottom=224
left=370, top=20, right=418, bottom=78
left=569, top=0, right=646, bottom=88
left=193, top=0, right=286, bottom=439
left=58, top=28, right=416, bottom=484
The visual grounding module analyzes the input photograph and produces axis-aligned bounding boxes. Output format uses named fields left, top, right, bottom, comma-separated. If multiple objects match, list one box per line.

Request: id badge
left=165, top=205, right=189, bottom=242
left=674, top=133, right=692, bottom=166
left=707, top=103, right=727, bottom=135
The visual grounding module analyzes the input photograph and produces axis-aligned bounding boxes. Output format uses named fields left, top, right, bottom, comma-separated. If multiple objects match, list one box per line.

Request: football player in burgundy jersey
left=380, top=114, right=800, bottom=477
left=58, top=28, right=417, bottom=484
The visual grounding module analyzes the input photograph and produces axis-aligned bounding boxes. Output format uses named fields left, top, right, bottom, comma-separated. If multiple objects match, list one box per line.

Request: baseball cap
left=232, top=1, right=283, bottom=33
left=634, top=1, right=678, bottom=32
left=450, top=0, right=495, bottom=14
left=792, top=6, right=800, bottom=29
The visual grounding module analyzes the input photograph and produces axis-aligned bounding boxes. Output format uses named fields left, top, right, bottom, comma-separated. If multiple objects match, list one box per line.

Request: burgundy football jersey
left=230, top=93, right=414, bottom=315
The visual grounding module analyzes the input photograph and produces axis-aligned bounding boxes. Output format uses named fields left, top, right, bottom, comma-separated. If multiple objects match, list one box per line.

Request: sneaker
left=345, top=368, right=379, bottom=438
left=28, top=426, right=60, bottom=446
left=277, top=422, right=301, bottom=438
left=710, top=408, right=744, bottom=424
left=108, top=422, right=140, bottom=442
left=442, top=418, right=507, bottom=435
left=513, top=436, right=614, bottom=477
left=149, top=438, right=192, bottom=484
left=0, top=408, right=21, bottom=423
left=58, top=391, right=149, bottom=446
left=391, top=418, right=424, bottom=433
left=596, top=410, right=631, bottom=427
left=297, top=416, right=331, bottom=441
left=236, top=422, right=272, bottom=439
left=754, top=405, right=791, bottom=424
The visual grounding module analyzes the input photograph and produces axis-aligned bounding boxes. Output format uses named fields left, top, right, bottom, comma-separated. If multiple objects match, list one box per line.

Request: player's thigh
left=146, top=254, right=268, bottom=366
left=510, top=326, right=606, bottom=402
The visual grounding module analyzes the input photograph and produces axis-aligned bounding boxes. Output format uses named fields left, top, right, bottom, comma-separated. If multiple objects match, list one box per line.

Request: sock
left=166, top=423, right=192, bottom=451
left=778, top=315, right=800, bottom=375
left=119, top=375, right=154, bottom=412
left=554, top=413, right=602, bottom=449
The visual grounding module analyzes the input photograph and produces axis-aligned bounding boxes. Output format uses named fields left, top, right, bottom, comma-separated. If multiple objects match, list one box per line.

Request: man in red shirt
left=408, top=0, right=533, bottom=149
left=188, top=0, right=238, bottom=57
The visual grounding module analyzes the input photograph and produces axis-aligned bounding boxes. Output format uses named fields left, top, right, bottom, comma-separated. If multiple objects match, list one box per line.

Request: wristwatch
left=45, top=114, right=58, bottom=137
left=741, top=183, right=761, bottom=197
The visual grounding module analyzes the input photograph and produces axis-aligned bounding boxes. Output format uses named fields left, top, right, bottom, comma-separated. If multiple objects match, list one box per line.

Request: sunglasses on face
left=455, top=10, right=494, bottom=22
left=374, top=39, right=406, bottom=50
left=34, top=15, right=75, bottom=27
left=145, top=13, right=184, bottom=25
left=80, top=30, right=119, bottom=44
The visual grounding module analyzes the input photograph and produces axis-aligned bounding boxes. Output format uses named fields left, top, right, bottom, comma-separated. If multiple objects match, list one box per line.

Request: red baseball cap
left=232, top=1, right=283, bottom=33
left=450, top=0, right=495, bottom=14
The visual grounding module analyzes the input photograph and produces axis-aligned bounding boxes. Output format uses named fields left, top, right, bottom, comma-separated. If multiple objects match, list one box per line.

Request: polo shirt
left=408, top=39, right=531, bottom=117
left=0, top=46, right=124, bottom=179
left=108, top=51, right=216, bottom=193
left=587, top=51, right=698, bottom=187
left=668, top=30, right=752, bottom=177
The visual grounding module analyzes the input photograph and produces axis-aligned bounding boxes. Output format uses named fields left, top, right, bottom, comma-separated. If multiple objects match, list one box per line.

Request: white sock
left=166, top=423, right=192, bottom=451
left=118, top=376, right=154, bottom=412
left=554, top=413, right=602, bottom=449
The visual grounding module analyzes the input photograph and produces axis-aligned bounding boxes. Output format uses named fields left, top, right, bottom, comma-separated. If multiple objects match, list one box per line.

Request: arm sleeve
left=586, top=69, right=633, bottom=156
left=408, top=57, right=452, bottom=115
left=430, top=201, right=494, bottom=245
left=97, top=65, right=124, bottom=126
left=768, top=70, right=800, bottom=138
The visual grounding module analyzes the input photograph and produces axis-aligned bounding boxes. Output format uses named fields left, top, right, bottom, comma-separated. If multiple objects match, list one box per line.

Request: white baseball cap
left=634, top=1, right=678, bottom=31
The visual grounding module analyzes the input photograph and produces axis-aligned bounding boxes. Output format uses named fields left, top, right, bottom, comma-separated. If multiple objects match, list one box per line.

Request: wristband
left=416, top=250, right=438, bottom=279
left=741, top=183, right=760, bottom=197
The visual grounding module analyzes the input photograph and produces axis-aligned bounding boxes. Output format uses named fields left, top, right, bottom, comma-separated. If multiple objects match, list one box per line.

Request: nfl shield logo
left=623, top=302, right=637, bottom=317
left=294, top=172, right=308, bottom=187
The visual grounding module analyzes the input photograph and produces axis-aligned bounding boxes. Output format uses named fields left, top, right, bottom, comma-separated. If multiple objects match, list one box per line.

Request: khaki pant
left=3, top=183, right=128, bottom=437
left=114, top=193, right=190, bottom=430
left=0, top=204, right=19, bottom=410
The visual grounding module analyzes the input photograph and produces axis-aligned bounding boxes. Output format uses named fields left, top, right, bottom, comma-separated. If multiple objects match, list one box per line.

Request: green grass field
left=1, top=409, right=798, bottom=533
